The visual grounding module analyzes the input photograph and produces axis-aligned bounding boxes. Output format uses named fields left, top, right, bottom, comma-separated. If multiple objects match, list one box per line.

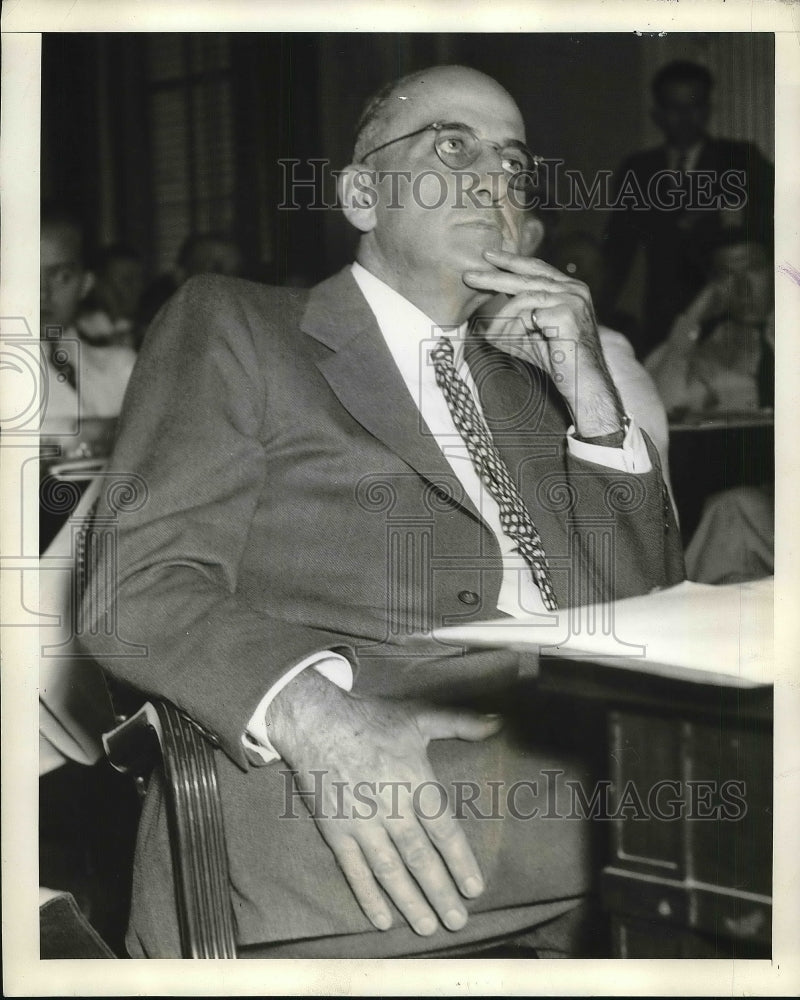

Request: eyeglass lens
left=433, top=126, right=537, bottom=191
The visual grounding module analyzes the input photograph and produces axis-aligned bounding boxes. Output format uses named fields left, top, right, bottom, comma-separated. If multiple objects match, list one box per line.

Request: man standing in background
left=602, top=60, right=773, bottom=358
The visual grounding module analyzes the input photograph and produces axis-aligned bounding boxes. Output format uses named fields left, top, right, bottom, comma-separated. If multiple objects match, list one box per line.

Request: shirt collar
left=350, top=262, right=472, bottom=389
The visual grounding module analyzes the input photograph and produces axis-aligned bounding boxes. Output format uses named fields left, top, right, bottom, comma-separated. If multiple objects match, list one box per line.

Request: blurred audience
left=40, top=206, right=137, bottom=435
left=646, top=225, right=775, bottom=587
left=644, top=229, right=774, bottom=417
left=138, top=231, right=244, bottom=326
left=602, top=60, right=774, bottom=358
left=81, top=243, right=146, bottom=351
left=39, top=211, right=142, bottom=956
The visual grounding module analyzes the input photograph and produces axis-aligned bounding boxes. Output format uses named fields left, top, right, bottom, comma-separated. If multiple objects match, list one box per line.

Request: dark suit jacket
left=604, top=137, right=774, bottom=356
left=83, top=268, right=684, bottom=955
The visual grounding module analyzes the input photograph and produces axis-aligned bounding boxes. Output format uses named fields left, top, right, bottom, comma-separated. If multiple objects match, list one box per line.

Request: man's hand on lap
left=268, top=668, right=503, bottom=936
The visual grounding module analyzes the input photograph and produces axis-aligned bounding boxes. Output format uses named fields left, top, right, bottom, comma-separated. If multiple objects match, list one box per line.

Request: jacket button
left=457, top=590, right=480, bottom=606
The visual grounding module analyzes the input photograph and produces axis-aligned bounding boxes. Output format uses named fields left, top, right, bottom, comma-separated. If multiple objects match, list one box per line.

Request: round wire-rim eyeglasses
left=360, top=121, right=543, bottom=191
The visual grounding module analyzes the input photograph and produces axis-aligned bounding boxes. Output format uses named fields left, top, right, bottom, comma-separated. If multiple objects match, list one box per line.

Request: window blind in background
left=147, top=35, right=236, bottom=273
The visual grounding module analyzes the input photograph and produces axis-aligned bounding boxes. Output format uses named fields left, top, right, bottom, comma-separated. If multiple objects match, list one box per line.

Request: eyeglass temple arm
left=360, top=123, right=439, bottom=162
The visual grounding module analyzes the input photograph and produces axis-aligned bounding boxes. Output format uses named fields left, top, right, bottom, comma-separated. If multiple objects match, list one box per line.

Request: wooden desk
left=537, top=658, right=772, bottom=958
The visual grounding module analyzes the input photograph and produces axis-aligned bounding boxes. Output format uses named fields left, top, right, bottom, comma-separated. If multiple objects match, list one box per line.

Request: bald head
left=342, top=64, right=531, bottom=326
left=353, top=65, right=524, bottom=163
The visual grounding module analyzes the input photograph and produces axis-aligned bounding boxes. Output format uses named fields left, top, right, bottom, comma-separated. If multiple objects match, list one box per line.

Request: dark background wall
left=41, top=32, right=774, bottom=314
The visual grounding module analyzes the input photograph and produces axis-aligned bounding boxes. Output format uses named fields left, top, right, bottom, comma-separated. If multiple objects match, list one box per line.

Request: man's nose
left=471, top=148, right=510, bottom=204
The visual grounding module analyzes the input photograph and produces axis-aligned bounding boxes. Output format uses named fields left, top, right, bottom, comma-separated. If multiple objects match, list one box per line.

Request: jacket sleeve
left=561, top=429, right=686, bottom=604
left=79, top=277, right=356, bottom=770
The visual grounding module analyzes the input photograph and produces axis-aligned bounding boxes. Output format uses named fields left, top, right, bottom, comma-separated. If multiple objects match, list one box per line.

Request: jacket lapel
left=301, top=268, right=482, bottom=523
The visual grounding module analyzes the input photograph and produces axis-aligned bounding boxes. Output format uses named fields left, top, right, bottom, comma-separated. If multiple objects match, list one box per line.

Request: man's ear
left=339, top=163, right=379, bottom=233
left=519, top=215, right=545, bottom=258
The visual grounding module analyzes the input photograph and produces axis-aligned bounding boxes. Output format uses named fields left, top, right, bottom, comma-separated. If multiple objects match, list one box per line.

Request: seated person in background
left=685, top=485, right=773, bottom=584
left=40, top=206, right=137, bottom=436
left=80, top=243, right=146, bottom=352
left=40, top=207, right=138, bottom=551
left=138, top=231, right=244, bottom=327
left=644, top=229, right=774, bottom=417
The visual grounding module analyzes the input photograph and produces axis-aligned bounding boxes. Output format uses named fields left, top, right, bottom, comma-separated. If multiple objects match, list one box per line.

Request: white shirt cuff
left=566, top=416, right=652, bottom=474
left=242, top=651, right=353, bottom=764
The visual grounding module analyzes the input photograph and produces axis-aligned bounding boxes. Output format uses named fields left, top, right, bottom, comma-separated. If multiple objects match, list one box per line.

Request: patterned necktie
left=430, top=336, right=559, bottom=611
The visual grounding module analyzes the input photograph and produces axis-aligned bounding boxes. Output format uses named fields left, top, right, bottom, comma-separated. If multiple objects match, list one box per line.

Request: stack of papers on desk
left=433, top=578, right=774, bottom=688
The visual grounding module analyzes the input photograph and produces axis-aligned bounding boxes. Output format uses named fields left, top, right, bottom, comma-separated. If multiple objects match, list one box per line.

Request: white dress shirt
left=40, top=325, right=137, bottom=435
left=245, top=263, right=651, bottom=760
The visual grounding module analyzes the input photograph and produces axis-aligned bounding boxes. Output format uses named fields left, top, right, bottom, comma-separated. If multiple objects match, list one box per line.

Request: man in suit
left=602, top=60, right=774, bottom=357
left=83, top=65, right=684, bottom=958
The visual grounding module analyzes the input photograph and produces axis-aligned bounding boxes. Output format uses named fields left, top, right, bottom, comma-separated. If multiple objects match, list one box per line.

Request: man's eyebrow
left=473, top=131, right=528, bottom=150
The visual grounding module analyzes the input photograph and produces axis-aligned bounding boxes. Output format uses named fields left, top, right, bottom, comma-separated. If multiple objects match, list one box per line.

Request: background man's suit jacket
left=83, top=268, right=684, bottom=955
left=604, top=137, right=774, bottom=356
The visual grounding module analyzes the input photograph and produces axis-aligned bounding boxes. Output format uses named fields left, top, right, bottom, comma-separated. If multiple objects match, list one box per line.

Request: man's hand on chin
left=464, top=248, right=627, bottom=439
left=268, top=667, right=503, bottom=936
